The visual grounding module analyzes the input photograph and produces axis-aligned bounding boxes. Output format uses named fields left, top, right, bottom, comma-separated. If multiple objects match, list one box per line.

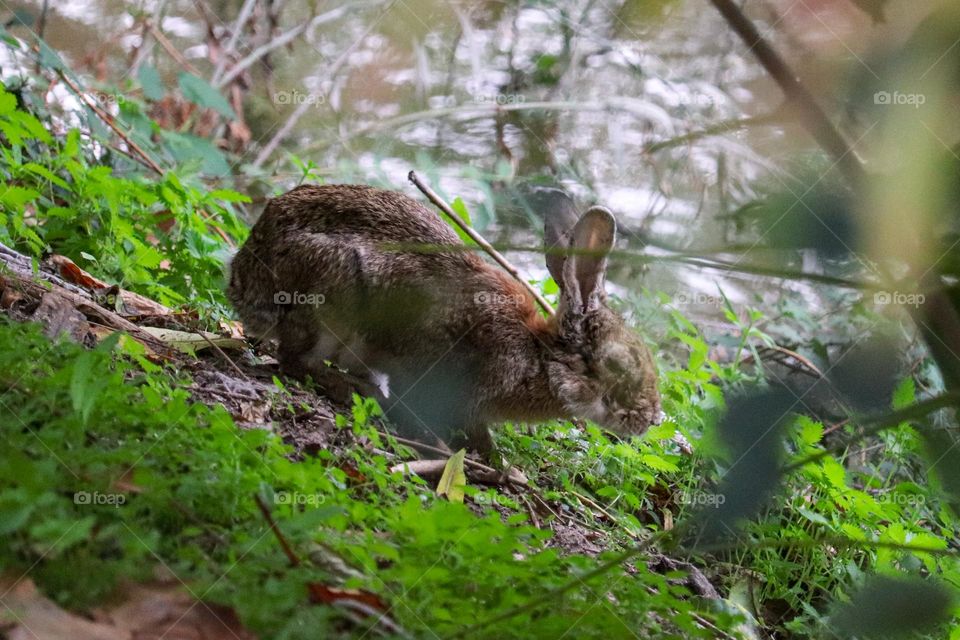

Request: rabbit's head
left=543, top=195, right=662, bottom=437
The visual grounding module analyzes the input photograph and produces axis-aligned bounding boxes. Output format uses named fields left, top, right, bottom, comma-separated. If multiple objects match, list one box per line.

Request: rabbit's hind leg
left=447, top=422, right=494, bottom=458
left=275, top=311, right=374, bottom=404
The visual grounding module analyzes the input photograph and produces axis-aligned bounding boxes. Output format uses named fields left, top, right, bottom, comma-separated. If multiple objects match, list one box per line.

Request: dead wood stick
left=165, top=314, right=248, bottom=380
left=3, top=276, right=176, bottom=358
left=407, top=171, right=555, bottom=317
left=384, top=432, right=527, bottom=485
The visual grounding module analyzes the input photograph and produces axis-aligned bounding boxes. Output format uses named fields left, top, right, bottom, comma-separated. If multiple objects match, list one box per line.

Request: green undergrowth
left=0, top=81, right=246, bottom=323
left=1, top=67, right=960, bottom=638
left=0, top=317, right=745, bottom=638
left=2, top=303, right=958, bottom=638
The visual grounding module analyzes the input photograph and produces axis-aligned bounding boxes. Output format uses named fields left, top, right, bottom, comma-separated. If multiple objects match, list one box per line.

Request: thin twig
left=211, top=0, right=259, bottom=84
left=55, top=71, right=165, bottom=175
left=385, top=432, right=510, bottom=479
left=174, top=319, right=249, bottom=380
left=570, top=490, right=640, bottom=540
left=308, top=98, right=690, bottom=149
left=147, top=23, right=202, bottom=76
left=386, top=239, right=874, bottom=290
left=254, top=494, right=302, bottom=566
left=255, top=495, right=409, bottom=637
left=642, top=109, right=784, bottom=154
left=36, top=0, right=49, bottom=40
left=407, top=171, right=555, bottom=317
left=693, top=532, right=960, bottom=559
left=215, top=4, right=361, bottom=89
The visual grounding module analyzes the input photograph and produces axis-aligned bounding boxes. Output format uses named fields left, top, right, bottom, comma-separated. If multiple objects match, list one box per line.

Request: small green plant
left=0, top=80, right=246, bottom=322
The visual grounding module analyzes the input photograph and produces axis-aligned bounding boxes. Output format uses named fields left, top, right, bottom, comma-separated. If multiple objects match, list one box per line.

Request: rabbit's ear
left=543, top=192, right=580, bottom=285
left=566, top=206, right=616, bottom=313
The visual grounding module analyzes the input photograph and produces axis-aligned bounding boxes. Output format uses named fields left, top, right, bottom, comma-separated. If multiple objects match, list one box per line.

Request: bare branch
left=211, top=0, right=259, bottom=84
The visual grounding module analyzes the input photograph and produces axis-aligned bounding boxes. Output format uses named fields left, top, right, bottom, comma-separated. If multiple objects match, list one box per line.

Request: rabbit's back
left=228, top=184, right=488, bottom=343
left=252, top=184, right=463, bottom=247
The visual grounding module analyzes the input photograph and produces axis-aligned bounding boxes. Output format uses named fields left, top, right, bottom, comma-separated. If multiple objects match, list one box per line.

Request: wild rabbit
left=228, top=184, right=661, bottom=454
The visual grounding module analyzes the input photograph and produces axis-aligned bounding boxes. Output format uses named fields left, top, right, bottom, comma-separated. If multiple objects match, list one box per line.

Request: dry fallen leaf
left=49, top=254, right=109, bottom=290
left=140, top=326, right=247, bottom=355
left=0, top=576, right=256, bottom=640
left=308, top=583, right=387, bottom=612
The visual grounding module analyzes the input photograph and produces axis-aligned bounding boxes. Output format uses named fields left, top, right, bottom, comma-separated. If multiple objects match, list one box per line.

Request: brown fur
left=228, top=184, right=661, bottom=453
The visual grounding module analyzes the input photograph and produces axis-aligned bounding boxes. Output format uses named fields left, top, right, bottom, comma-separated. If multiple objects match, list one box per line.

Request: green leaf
left=70, top=351, right=99, bottom=424
left=0, top=494, right=34, bottom=535
left=138, top=64, right=165, bottom=101
left=797, top=507, right=830, bottom=525
left=37, top=40, right=66, bottom=71
left=210, top=189, right=252, bottom=203
left=892, top=377, right=915, bottom=410
left=22, top=162, right=70, bottom=189
left=447, top=197, right=476, bottom=245
left=0, top=186, right=39, bottom=209
left=796, top=415, right=824, bottom=446
left=640, top=453, right=679, bottom=472
left=436, top=449, right=466, bottom=503
left=177, top=72, right=235, bottom=119
left=161, top=130, right=230, bottom=176
left=0, top=91, right=17, bottom=115
left=541, top=276, right=559, bottom=295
